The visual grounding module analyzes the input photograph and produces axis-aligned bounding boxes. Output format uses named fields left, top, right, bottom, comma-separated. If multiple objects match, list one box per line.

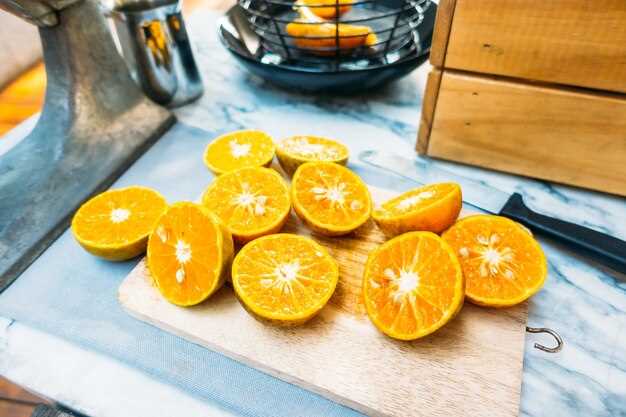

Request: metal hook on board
left=526, top=327, right=563, bottom=353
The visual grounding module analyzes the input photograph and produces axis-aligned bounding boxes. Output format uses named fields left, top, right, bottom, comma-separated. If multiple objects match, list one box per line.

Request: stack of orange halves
left=71, top=130, right=547, bottom=339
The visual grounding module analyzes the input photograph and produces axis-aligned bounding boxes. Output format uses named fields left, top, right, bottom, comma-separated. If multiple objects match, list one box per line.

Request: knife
left=359, top=150, right=626, bottom=275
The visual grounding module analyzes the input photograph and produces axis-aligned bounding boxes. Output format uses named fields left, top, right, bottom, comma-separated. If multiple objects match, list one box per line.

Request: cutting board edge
left=118, top=276, right=381, bottom=417
left=117, top=183, right=529, bottom=417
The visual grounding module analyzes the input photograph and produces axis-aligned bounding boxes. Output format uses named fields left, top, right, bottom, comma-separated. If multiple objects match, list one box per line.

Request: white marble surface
left=0, top=8, right=624, bottom=417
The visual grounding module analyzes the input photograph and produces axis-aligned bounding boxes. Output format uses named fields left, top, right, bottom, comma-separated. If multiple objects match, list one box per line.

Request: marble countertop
left=1, top=9, right=625, bottom=417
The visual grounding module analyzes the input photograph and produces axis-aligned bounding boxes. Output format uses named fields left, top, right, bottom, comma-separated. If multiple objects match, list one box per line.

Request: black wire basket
left=237, top=0, right=433, bottom=71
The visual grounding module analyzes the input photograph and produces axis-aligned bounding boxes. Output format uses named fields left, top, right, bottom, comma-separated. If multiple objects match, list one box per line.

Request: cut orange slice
left=276, top=135, right=349, bottom=176
left=300, top=0, right=353, bottom=19
left=201, top=167, right=291, bottom=243
left=203, top=130, right=275, bottom=175
left=363, top=231, right=465, bottom=340
left=71, top=186, right=168, bottom=261
left=286, top=21, right=377, bottom=54
left=147, top=202, right=234, bottom=306
left=442, top=215, right=547, bottom=307
left=291, top=162, right=371, bottom=236
left=232, top=234, right=339, bottom=325
left=373, top=183, right=462, bottom=237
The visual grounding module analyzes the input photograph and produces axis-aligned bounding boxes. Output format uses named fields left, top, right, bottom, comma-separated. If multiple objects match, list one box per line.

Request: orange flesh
left=202, top=168, right=290, bottom=239
left=233, top=234, right=338, bottom=321
left=204, top=130, right=275, bottom=174
left=72, top=186, right=167, bottom=247
left=292, top=162, right=371, bottom=231
left=442, top=215, right=547, bottom=306
left=147, top=203, right=226, bottom=306
left=363, top=232, right=464, bottom=340
left=278, top=135, right=348, bottom=162
left=375, top=183, right=459, bottom=218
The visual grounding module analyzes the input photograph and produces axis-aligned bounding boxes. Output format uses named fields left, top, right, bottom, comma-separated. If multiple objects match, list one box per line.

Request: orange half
left=286, top=21, right=377, bottom=54
left=292, top=162, right=372, bottom=236
left=232, top=234, right=339, bottom=325
left=203, top=130, right=275, bottom=175
left=201, top=167, right=291, bottom=243
left=373, top=183, right=462, bottom=236
left=442, top=215, right=547, bottom=307
left=71, top=186, right=168, bottom=261
left=363, top=231, right=465, bottom=340
left=147, top=202, right=234, bottom=306
left=276, top=135, right=349, bottom=176
left=299, top=0, right=353, bottom=18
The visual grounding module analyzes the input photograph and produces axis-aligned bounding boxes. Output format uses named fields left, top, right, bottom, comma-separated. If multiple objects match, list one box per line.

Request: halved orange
left=286, top=21, right=377, bottom=54
left=232, top=234, right=339, bottom=325
left=201, top=167, right=291, bottom=243
left=71, top=186, right=168, bottom=261
left=203, top=130, right=275, bottom=175
left=147, top=202, right=234, bottom=306
left=276, top=135, right=349, bottom=176
left=299, top=0, right=353, bottom=19
left=291, top=162, right=371, bottom=236
left=373, top=183, right=462, bottom=237
left=363, top=231, right=465, bottom=341
left=442, top=215, right=547, bottom=307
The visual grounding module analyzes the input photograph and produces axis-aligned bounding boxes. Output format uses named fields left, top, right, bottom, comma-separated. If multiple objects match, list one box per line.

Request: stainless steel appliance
left=0, top=0, right=177, bottom=292
left=111, top=0, right=204, bottom=107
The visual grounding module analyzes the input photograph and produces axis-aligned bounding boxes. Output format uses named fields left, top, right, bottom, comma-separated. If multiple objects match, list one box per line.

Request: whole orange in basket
left=71, top=186, right=168, bottom=261
left=201, top=167, right=291, bottom=244
left=363, top=231, right=464, bottom=341
left=232, top=234, right=339, bottom=326
left=203, top=130, right=275, bottom=175
left=291, top=162, right=371, bottom=236
left=147, top=202, right=234, bottom=306
left=300, top=0, right=353, bottom=19
left=442, top=215, right=547, bottom=308
left=373, top=183, right=462, bottom=237
left=276, top=135, right=349, bottom=176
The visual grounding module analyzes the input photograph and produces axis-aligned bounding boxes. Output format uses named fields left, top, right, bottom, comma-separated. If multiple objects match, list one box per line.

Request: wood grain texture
left=427, top=71, right=626, bottom=196
left=119, top=187, right=528, bottom=417
left=0, top=377, right=47, bottom=417
left=444, top=0, right=626, bottom=93
left=416, top=69, right=441, bottom=154
left=0, top=401, right=36, bottom=417
left=428, top=0, right=456, bottom=68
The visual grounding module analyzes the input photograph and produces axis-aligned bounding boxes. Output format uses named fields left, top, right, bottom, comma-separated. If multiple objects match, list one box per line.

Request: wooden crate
left=418, top=0, right=626, bottom=196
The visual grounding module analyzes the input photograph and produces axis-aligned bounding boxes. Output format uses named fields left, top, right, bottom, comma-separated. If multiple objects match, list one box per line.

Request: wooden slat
left=0, top=377, right=47, bottom=417
left=427, top=71, right=626, bottom=196
left=0, top=377, right=42, bottom=405
left=0, top=401, right=36, bottom=417
left=416, top=69, right=442, bottom=154
left=444, top=0, right=626, bottom=93
left=428, top=0, right=456, bottom=68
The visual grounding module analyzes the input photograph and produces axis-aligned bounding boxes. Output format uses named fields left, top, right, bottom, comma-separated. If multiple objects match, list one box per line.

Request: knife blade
left=359, top=150, right=626, bottom=275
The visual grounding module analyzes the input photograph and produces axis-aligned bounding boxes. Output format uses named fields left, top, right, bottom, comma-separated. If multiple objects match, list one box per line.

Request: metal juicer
left=0, top=0, right=178, bottom=291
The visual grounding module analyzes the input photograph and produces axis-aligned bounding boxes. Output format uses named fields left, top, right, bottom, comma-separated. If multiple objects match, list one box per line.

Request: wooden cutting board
left=119, top=187, right=528, bottom=417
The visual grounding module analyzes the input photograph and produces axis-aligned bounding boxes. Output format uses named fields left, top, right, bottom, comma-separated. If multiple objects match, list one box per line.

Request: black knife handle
left=499, top=193, right=626, bottom=275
